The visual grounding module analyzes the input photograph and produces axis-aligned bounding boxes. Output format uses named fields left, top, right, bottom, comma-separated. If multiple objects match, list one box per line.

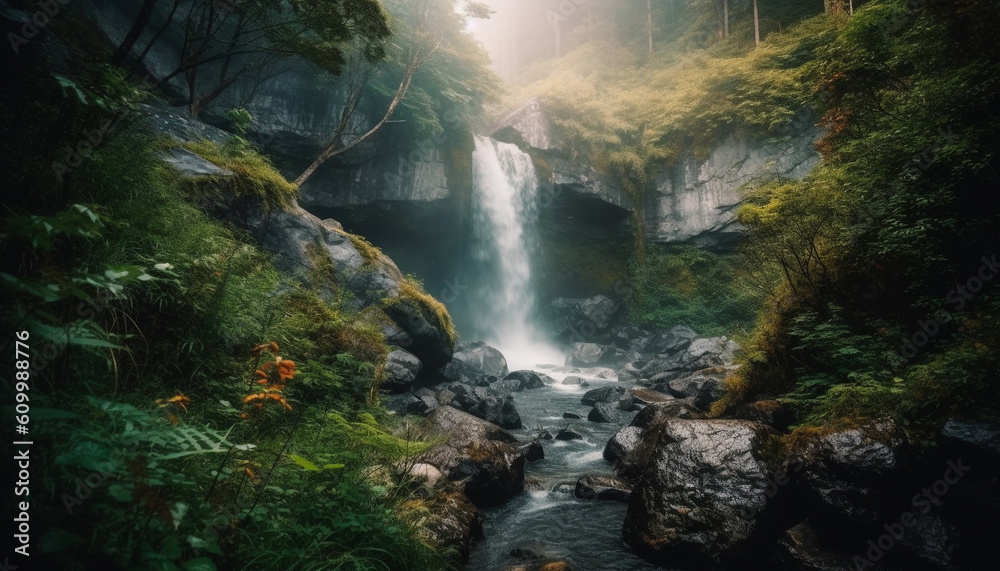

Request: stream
left=465, top=364, right=668, bottom=571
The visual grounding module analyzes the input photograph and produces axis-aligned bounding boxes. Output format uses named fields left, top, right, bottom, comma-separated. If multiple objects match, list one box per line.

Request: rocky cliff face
left=493, top=99, right=823, bottom=250
left=648, top=128, right=823, bottom=249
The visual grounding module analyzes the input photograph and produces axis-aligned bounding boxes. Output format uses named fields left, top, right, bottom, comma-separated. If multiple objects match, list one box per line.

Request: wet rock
left=518, top=440, right=545, bottom=463
left=663, top=369, right=728, bottom=411
left=492, top=379, right=524, bottom=396
left=523, top=477, right=546, bottom=491
left=575, top=475, right=632, bottom=502
left=547, top=295, right=618, bottom=342
left=411, top=490, right=482, bottom=564
left=939, top=419, right=1000, bottom=464
left=562, top=375, right=585, bottom=385
left=568, top=343, right=608, bottom=366
left=504, top=370, right=547, bottom=390
left=897, top=514, right=962, bottom=571
left=731, top=399, right=795, bottom=431
left=538, top=430, right=553, bottom=440
left=622, top=419, right=779, bottom=568
left=381, top=349, right=423, bottom=394
left=555, top=428, right=584, bottom=441
left=466, top=396, right=523, bottom=430
left=442, top=341, right=509, bottom=383
left=630, top=387, right=676, bottom=406
left=581, top=385, right=633, bottom=409
left=384, top=392, right=433, bottom=416
left=416, top=406, right=524, bottom=507
left=646, top=325, right=698, bottom=355
left=604, top=426, right=644, bottom=467
left=630, top=400, right=705, bottom=428
left=792, top=420, right=903, bottom=525
left=588, top=402, right=635, bottom=424
left=773, top=521, right=858, bottom=571
left=563, top=412, right=582, bottom=419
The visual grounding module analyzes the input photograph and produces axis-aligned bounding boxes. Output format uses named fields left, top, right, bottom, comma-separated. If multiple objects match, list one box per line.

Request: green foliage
left=1, top=58, right=457, bottom=570
left=183, top=139, right=299, bottom=211
left=628, top=244, right=764, bottom=337
left=723, top=0, right=1000, bottom=436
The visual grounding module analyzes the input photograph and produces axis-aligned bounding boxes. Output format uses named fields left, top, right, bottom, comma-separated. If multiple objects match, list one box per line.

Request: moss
left=341, top=230, right=386, bottom=267
left=396, top=277, right=458, bottom=348
left=183, top=139, right=299, bottom=210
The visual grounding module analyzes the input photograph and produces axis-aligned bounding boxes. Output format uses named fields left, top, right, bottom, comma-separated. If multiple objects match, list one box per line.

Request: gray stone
left=381, top=349, right=423, bottom=394
left=622, top=419, right=779, bottom=567
left=575, top=476, right=632, bottom=503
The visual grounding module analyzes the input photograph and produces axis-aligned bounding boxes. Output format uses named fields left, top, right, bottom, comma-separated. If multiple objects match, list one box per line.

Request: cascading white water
left=471, top=135, right=561, bottom=369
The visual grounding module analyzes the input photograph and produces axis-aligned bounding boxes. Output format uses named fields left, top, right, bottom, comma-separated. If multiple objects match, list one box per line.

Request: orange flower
left=244, top=467, right=256, bottom=481
left=156, top=393, right=191, bottom=413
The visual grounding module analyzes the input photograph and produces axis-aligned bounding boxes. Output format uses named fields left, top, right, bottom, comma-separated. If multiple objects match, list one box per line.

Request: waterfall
left=470, top=135, right=560, bottom=369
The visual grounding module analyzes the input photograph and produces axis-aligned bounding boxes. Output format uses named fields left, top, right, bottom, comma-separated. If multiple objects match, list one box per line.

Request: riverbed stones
left=622, top=419, right=779, bottom=568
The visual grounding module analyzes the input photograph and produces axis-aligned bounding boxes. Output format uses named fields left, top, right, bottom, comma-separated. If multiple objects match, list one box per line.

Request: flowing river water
left=464, top=137, right=669, bottom=570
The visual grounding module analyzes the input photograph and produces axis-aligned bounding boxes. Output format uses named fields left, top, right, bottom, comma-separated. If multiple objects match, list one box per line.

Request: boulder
left=939, top=419, right=1000, bottom=464
left=575, top=476, right=633, bottom=502
left=547, top=295, right=619, bottom=342
left=562, top=375, right=585, bottom=386
left=568, top=343, right=607, bottom=366
left=731, top=400, right=794, bottom=431
left=518, top=440, right=545, bottom=463
left=603, top=426, right=644, bottom=467
left=504, top=370, right=546, bottom=390
left=562, top=412, right=582, bottom=419
left=442, top=341, right=509, bottom=383
left=773, top=521, right=858, bottom=571
left=416, top=407, right=525, bottom=507
left=380, top=349, right=423, bottom=394
left=466, top=396, right=523, bottom=430
left=648, top=325, right=698, bottom=355
left=622, top=419, right=779, bottom=568
left=630, top=400, right=705, bottom=428
left=792, top=420, right=904, bottom=525
left=555, top=428, right=584, bottom=441
left=630, top=388, right=676, bottom=406
left=664, top=370, right=728, bottom=411
left=588, top=403, right=636, bottom=425
left=581, top=385, right=633, bottom=409
left=407, top=463, right=444, bottom=487
left=410, top=490, right=482, bottom=564
left=384, top=393, right=434, bottom=416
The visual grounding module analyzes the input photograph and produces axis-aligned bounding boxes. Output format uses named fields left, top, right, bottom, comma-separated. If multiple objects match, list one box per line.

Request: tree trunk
left=293, top=57, right=421, bottom=187
left=647, top=0, right=653, bottom=54
left=111, top=0, right=157, bottom=66
left=753, top=0, right=760, bottom=46
left=723, top=0, right=729, bottom=38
